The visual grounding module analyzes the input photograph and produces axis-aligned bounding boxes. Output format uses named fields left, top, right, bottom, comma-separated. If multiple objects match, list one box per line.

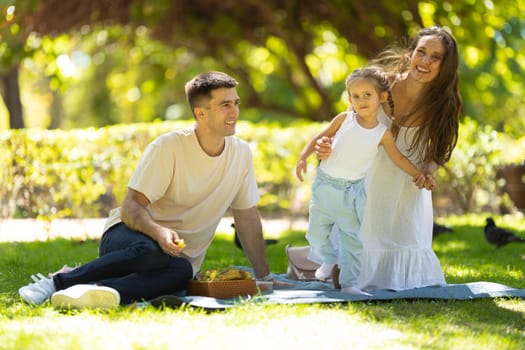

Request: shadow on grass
left=340, top=297, right=525, bottom=346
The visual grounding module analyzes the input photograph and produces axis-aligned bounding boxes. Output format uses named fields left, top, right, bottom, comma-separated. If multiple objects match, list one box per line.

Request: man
left=19, top=71, right=273, bottom=308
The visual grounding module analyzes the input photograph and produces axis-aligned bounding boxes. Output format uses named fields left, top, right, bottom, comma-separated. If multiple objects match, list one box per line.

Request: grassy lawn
left=0, top=214, right=524, bottom=349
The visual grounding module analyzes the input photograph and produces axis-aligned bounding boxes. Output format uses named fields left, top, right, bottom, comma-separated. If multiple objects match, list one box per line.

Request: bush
left=1, top=118, right=519, bottom=220
left=433, top=117, right=508, bottom=214
left=0, top=120, right=320, bottom=219
left=0, top=121, right=192, bottom=219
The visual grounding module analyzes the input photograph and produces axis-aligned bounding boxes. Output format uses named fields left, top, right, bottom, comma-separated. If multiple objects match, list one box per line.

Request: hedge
left=0, top=118, right=516, bottom=220
left=0, top=120, right=320, bottom=220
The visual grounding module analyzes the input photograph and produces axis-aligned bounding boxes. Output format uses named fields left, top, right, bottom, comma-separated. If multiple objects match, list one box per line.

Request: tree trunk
left=0, top=65, right=24, bottom=129
left=49, top=89, right=63, bottom=129
left=497, top=164, right=525, bottom=211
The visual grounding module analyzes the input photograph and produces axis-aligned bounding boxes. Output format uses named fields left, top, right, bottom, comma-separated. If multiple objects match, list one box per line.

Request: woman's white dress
left=355, top=108, right=446, bottom=291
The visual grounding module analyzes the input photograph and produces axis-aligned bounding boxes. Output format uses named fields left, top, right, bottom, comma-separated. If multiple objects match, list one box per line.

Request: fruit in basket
left=195, top=267, right=252, bottom=281
left=195, top=269, right=219, bottom=281
left=215, top=268, right=252, bottom=281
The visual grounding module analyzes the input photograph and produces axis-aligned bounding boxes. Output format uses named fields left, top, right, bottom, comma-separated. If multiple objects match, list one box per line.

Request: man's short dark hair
left=185, top=71, right=238, bottom=116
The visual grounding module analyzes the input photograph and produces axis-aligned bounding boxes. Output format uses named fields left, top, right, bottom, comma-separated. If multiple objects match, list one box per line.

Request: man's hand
left=315, top=136, right=333, bottom=160
left=121, top=188, right=185, bottom=256
left=156, top=227, right=186, bottom=256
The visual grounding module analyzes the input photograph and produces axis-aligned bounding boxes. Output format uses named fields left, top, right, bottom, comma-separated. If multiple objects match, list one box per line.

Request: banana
left=195, top=269, right=217, bottom=281
left=195, top=267, right=252, bottom=281
left=214, top=269, right=243, bottom=281
left=238, top=270, right=252, bottom=280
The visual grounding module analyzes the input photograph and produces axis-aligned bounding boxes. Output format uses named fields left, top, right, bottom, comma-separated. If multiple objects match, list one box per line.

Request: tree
left=1, top=0, right=524, bottom=134
left=0, top=2, right=37, bottom=129
left=8, top=0, right=419, bottom=124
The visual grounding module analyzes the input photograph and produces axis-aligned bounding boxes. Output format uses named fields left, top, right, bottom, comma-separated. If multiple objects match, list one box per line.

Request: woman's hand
left=419, top=162, right=438, bottom=191
left=413, top=172, right=435, bottom=190
left=423, top=174, right=436, bottom=191
left=413, top=173, right=426, bottom=188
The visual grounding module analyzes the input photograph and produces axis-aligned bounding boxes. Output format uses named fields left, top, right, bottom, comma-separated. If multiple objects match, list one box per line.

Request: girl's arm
left=295, top=112, right=346, bottom=182
left=380, top=130, right=425, bottom=183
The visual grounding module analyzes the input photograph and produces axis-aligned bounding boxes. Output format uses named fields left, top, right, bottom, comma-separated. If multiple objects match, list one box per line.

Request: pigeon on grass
left=232, top=223, right=278, bottom=250
left=484, top=217, right=525, bottom=248
left=432, top=222, right=454, bottom=238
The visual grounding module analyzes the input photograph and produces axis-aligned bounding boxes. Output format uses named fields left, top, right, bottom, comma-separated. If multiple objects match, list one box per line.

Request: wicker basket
left=187, top=279, right=257, bottom=299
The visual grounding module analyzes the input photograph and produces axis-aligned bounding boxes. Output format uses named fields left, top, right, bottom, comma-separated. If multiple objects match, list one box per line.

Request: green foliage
left=500, top=135, right=525, bottom=166
left=0, top=120, right=320, bottom=219
left=0, top=121, right=192, bottom=219
left=434, top=117, right=506, bottom=214
left=2, top=118, right=523, bottom=219
left=2, top=1, right=525, bottom=137
left=0, top=2, right=39, bottom=72
left=240, top=121, right=320, bottom=212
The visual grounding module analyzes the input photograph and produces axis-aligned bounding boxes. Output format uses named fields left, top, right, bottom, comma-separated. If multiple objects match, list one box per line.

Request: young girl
left=295, top=66, right=426, bottom=295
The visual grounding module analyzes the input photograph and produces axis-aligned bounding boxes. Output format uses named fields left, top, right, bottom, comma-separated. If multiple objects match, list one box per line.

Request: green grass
left=1, top=214, right=524, bottom=349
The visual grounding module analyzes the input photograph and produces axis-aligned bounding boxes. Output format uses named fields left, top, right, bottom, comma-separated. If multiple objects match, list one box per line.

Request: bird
left=484, top=217, right=525, bottom=248
left=433, top=222, right=454, bottom=238
left=232, top=223, right=278, bottom=249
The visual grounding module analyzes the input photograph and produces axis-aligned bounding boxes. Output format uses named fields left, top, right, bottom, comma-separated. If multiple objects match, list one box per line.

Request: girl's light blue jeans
left=306, top=168, right=366, bottom=288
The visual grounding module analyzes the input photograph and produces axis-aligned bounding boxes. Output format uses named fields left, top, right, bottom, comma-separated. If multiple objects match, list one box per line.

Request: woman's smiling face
left=409, top=35, right=445, bottom=84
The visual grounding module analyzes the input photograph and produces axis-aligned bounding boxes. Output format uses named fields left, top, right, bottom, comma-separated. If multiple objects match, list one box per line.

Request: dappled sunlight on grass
left=431, top=214, right=525, bottom=288
left=1, top=213, right=524, bottom=349
left=444, top=264, right=524, bottom=282
left=0, top=305, right=422, bottom=349
left=434, top=239, right=470, bottom=253
left=6, top=302, right=522, bottom=350
left=442, top=212, right=525, bottom=231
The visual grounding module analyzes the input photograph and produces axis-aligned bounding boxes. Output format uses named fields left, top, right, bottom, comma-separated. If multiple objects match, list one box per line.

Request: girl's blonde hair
left=345, top=66, right=395, bottom=116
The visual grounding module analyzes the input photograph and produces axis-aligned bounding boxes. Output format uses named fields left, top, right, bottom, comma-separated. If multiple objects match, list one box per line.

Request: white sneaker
left=51, top=284, right=120, bottom=310
left=341, top=286, right=372, bottom=296
left=315, top=262, right=335, bottom=281
left=19, top=273, right=57, bottom=305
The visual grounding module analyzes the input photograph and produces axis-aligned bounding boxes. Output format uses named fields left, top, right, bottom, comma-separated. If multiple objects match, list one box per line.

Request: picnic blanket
left=145, top=267, right=525, bottom=310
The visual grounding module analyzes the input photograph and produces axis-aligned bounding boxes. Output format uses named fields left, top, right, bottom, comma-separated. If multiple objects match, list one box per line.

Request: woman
left=316, top=26, right=461, bottom=291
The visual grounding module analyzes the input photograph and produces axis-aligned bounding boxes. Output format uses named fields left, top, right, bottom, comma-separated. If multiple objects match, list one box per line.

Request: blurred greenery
left=0, top=120, right=320, bottom=219
left=0, top=1, right=524, bottom=138
left=1, top=118, right=523, bottom=220
left=1, top=1, right=525, bottom=219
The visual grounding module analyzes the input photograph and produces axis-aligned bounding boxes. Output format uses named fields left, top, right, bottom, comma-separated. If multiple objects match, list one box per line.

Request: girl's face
left=347, top=79, right=387, bottom=119
left=409, top=35, right=446, bottom=83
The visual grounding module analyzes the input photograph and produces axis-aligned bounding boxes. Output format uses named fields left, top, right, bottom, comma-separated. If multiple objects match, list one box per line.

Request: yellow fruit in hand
left=176, top=239, right=185, bottom=249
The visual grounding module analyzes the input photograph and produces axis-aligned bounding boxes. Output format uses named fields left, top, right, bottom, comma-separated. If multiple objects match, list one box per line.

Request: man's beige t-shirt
left=104, top=126, right=260, bottom=274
